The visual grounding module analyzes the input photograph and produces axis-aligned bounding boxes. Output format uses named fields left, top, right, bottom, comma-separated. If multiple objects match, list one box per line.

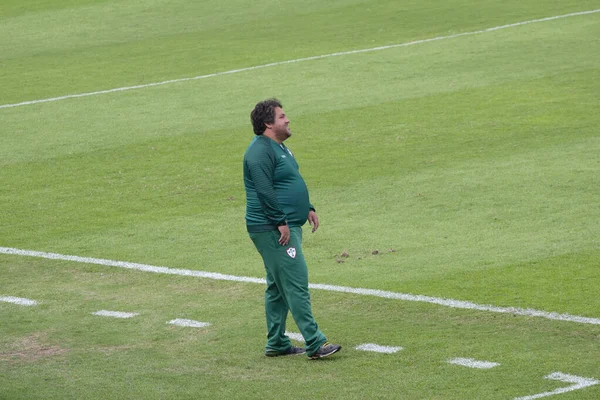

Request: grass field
left=1, top=1, right=599, bottom=399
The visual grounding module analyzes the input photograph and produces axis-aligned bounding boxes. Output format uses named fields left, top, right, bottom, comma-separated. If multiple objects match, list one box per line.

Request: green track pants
left=249, top=226, right=327, bottom=356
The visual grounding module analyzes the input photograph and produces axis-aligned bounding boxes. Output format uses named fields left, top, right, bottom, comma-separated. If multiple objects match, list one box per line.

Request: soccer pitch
left=1, top=1, right=599, bottom=399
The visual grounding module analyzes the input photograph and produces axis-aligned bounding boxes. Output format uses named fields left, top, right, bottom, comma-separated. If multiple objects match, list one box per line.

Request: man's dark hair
left=251, top=98, right=282, bottom=135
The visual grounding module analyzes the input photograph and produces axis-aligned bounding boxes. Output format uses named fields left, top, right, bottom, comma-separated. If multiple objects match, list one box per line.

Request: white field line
left=514, top=372, right=600, bottom=400
left=448, top=357, right=500, bottom=369
left=92, top=310, right=139, bottom=318
left=0, top=296, right=38, bottom=306
left=285, top=332, right=305, bottom=343
left=1, top=9, right=599, bottom=110
left=167, top=319, right=210, bottom=328
left=308, top=283, right=600, bottom=325
left=355, top=343, right=403, bottom=354
left=3, top=247, right=600, bottom=326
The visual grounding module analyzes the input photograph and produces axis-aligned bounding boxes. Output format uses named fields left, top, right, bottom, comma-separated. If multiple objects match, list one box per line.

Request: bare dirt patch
left=0, top=332, right=68, bottom=364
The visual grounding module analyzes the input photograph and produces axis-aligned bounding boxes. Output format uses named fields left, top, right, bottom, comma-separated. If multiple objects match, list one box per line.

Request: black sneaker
left=265, top=346, right=306, bottom=357
left=308, top=342, right=341, bottom=360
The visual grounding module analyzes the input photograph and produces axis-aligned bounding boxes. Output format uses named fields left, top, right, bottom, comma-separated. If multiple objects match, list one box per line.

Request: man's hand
left=278, top=224, right=290, bottom=246
left=308, top=210, right=319, bottom=233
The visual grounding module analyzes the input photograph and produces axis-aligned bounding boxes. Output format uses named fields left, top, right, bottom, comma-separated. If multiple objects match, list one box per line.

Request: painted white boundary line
left=308, top=283, right=600, bottom=325
left=0, top=296, right=38, bottom=306
left=92, top=310, right=139, bottom=318
left=285, top=332, right=305, bottom=343
left=448, top=357, right=500, bottom=369
left=356, top=343, right=403, bottom=354
left=2, top=246, right=600, bottom=326
left=1, top=9, right=599, bottom=110
left=167, top=319, right=210, bottom=328
left=514, top=372, right=600, bottom=400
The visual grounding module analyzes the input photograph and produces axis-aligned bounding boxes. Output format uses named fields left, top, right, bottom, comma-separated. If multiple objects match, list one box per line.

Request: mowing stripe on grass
left=355, top=343, right=403, bottom=354
left=0, top=296, right=38, bottom=306
left=2, top=246, right=599, bottom=326
left=92, top=310, right=140, bottom=318
left=448, top=357, right=500, bottom=369
left=1, top=9, right=598, bottom=110
left=167, top=319, right=210, bottom=328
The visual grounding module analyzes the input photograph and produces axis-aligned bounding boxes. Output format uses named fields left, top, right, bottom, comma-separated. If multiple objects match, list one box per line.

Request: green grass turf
left=1, top=0, right=599, bottom=398
left=1, top=256, right=599, bottom=399
left=1, top=0, right=599, bottom=103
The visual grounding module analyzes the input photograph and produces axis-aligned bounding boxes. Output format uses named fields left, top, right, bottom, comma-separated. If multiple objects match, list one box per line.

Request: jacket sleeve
left=245, top=143, right=287, bottom=225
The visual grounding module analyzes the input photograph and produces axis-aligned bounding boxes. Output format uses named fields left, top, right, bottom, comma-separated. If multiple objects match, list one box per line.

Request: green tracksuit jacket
left=243, top=135, right=314, bottom=231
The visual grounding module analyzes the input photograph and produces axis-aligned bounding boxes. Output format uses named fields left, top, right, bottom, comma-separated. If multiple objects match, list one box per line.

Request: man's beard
left=278, top=126, right=292, bottom=140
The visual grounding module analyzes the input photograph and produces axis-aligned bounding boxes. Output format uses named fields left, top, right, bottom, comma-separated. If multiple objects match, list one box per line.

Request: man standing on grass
left=243, top=98, right=341, bottom=360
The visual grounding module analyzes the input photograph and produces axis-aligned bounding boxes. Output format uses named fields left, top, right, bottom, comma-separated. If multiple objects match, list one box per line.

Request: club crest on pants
left=286, top=247, right=296, bottom=258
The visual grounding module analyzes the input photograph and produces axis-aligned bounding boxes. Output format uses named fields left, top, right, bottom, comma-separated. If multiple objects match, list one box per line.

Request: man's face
left=269, top=107, right=291, bottom=140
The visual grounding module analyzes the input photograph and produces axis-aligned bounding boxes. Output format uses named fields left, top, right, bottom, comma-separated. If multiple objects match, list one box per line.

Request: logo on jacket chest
left=279, top=144, right=294, bottom=158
